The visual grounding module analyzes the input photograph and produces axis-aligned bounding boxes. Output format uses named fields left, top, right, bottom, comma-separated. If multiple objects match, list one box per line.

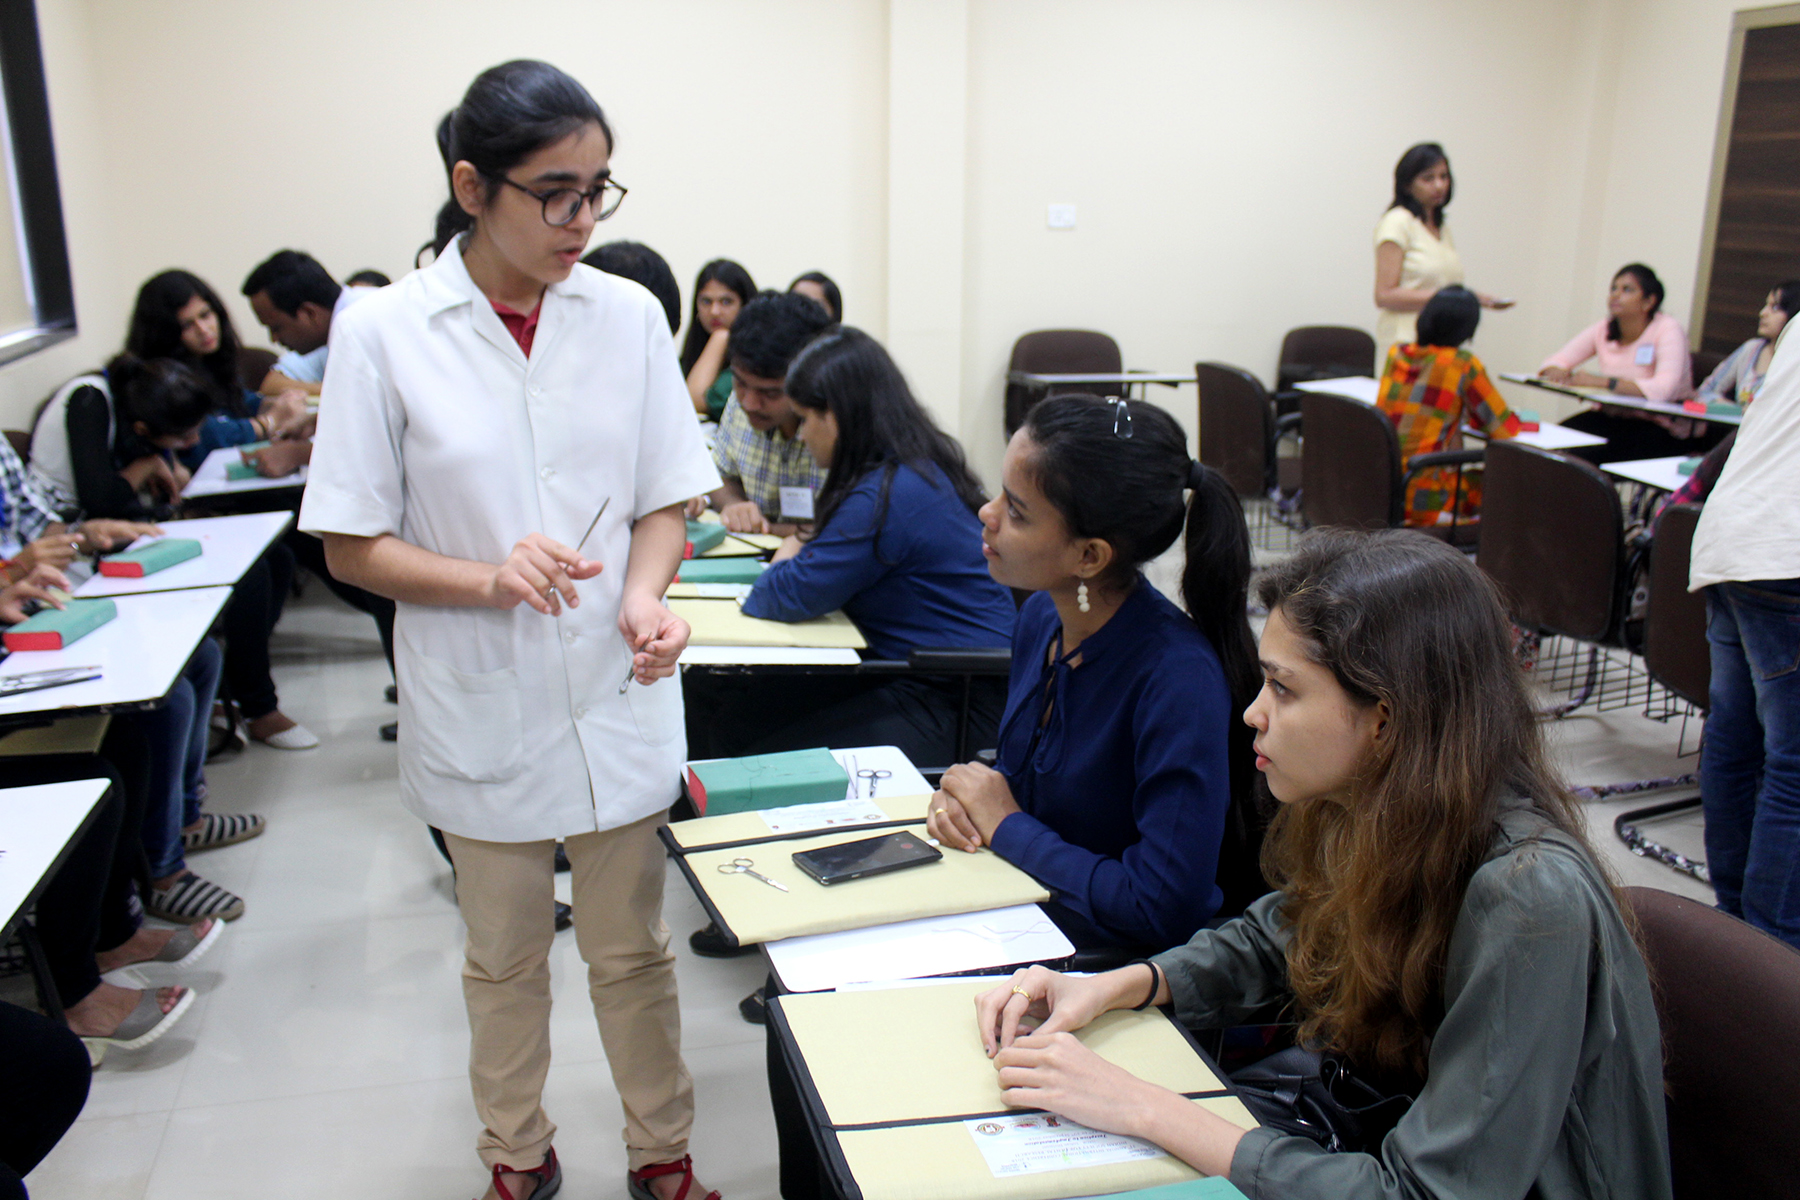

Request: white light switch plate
left=1047, top=203, right=1077, bottom=230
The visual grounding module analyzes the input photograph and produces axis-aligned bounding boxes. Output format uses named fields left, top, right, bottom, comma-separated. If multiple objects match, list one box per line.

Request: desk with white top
left=1603, top=456, right=1695, bottom=495
left=1499, top=373, right=1744, bottom=427
left=0, top=587, right=230, bottom=723
left=74, top=511, right=291, bottom=597
left=0, top=778, right=112, bottom=1019
left=182, top=444, right=308, bottom=498
left=1292, top=376, right=1608, bottom=450
left=1008, top=370, right=1195, bottom=401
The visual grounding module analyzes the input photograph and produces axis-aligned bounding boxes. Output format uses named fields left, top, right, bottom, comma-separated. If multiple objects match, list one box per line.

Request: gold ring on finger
left=1011, top=986, right=1032, bottom=1001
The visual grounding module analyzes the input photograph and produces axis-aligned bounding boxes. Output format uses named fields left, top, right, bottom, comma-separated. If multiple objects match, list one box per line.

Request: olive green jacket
left=1154, top=798, right=1671, bottom=1200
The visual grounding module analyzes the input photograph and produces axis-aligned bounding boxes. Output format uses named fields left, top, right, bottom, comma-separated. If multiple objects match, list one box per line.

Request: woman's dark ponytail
left=1021, top=395, right=1267, bottom=912
left=422, top=61, right=612, bottom=261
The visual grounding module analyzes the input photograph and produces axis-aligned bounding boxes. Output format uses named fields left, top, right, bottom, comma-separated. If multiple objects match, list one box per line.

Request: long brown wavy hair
left=1255, top=529, right=1610, bottom=1079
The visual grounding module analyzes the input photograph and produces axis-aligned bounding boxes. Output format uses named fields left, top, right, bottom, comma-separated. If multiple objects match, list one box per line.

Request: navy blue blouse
left=989, top=582, right=1234, bottom=951
left=742, top=461, right=1016, bottom=660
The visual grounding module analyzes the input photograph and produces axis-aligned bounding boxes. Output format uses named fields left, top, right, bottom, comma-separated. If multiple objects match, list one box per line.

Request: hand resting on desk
left=928, top=761, right=1021, bottom=851
left=976, top=963, right=1246, bottom=1176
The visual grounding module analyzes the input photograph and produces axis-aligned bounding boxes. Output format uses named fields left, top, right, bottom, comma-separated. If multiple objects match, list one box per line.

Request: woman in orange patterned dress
left=1375, top=286, right=1521, bottom=527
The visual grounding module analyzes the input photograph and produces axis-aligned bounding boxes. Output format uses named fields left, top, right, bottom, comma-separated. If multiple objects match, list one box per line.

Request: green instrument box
left=685, top=520, right=728, bottom=557
left=3, top=597, right=118, bottom=651
left=684, top=748, right=849, bottom=816
left=675, top=557, right=766, bottom=585
left=98, top=538, right=202, bottom=578
left=225, top=442, right=272, bottom=481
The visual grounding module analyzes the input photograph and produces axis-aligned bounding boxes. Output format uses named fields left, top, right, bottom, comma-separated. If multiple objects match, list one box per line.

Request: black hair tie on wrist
left=1125, top=959, right=1163, bottom=1010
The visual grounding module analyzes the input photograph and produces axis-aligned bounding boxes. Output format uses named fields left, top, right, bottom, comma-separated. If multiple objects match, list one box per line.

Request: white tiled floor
left=23, top=577, right=1711, bottom=1199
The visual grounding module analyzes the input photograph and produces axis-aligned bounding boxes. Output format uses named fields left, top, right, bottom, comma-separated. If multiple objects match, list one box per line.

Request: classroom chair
left=1003, top=329, right=1121, bottom=434
left=1274, top=325, right=1377, bottom=414
left=4, top=429, right=28, bottom=460
left=1477, top=440, right=1625, bottom=716
left=236, top=346, right=279, bottom=392
left=1603, top=502, right=1710, bottom=881
left=1294, top=390, right=1482, bottom=543
left=1690, top=348, right=1727, bottom=391
left=1195, top=362, right=1277, bottom=496
left=855, top=646, right=1011, bottom=768
left=1624, top=886, right=1800, bottom=1200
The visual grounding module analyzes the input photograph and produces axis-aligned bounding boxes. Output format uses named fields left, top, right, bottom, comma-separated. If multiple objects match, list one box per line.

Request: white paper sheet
left=834, top=746, right=932, bottom=799
left=964, top=1113, right=1168, bottom=1177
left=759, top=796, right=888, bottom=836
left=766, top=904, right=1074, bottom=993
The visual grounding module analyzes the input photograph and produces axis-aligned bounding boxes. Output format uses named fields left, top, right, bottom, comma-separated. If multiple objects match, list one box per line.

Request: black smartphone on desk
left=792, top=830, right=943, bottom=886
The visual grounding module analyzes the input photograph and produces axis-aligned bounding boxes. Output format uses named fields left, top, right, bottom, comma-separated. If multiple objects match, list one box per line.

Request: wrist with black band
left=1123, top=959, right=1163, bottom=1010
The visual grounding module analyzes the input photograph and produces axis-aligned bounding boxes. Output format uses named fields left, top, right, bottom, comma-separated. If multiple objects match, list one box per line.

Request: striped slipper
left=181, top=812, right=266, bottom=852
left=148, top=872, right=246, bottom=924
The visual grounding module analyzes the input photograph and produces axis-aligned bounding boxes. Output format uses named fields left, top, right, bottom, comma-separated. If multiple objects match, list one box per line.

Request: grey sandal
left=81, top=986, right=195, bottom=1056
left=151, top=916, right=224, bottom=966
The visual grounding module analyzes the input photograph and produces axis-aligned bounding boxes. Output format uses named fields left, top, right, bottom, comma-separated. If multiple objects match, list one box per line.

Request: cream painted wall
left=956, top=0, right=1629, bottom=470
left=0, top=0, right=1768, bottom=476
left=1, top=0, right=890, bottom=429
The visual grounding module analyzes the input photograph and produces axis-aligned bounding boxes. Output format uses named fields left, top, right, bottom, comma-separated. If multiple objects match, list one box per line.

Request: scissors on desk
left=716, top=857, right=788, bottom=892
left=0, top=666, right=103, bottom=698
left=856, top=767, right=892, bottom=797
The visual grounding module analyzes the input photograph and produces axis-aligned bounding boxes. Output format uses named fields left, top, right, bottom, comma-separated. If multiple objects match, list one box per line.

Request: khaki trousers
left=443, top=811, right=693, bottom=1172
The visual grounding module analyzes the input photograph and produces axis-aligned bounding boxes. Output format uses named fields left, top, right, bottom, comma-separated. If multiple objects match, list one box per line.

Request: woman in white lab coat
left=299, top=61, right=722, bottom=1200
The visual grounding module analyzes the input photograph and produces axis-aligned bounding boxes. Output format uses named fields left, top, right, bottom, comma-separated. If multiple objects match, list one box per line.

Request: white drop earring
left=1077, top=581, right=1090, bottom=613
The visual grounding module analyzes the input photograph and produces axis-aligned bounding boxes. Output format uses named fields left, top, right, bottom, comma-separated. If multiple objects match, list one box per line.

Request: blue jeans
left=1702, top=579, right=1800, bottom=948
left=133, top=637, right=223, bottom=878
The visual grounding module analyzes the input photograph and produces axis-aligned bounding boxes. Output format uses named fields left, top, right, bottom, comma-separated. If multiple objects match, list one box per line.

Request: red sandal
left=626, top=1155, right=719, bottom=1200
left=485, top=1146, right=561, bottom=1200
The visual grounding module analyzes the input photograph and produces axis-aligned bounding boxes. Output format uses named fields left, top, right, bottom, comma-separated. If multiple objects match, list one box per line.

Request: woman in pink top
left=1539, top=263, right=1719, bottom=463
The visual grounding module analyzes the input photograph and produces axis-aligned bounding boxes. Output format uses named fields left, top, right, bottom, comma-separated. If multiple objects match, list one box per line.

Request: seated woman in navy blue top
left=927, top=394, right=1264, bottom=953
left=686, top=326, right=1016, bottom=768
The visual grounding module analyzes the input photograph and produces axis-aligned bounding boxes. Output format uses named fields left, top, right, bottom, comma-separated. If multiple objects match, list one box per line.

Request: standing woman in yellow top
left=1373, top=143, right=1513, bottom=351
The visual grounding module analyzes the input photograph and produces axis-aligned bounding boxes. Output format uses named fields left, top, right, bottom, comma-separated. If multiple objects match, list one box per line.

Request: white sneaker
left=254, top=722, right=318, bottom=750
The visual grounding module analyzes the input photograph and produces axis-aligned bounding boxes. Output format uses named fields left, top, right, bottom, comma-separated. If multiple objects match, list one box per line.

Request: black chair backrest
left=1196, top=362, right=1274, bottom=497
left=3, top=429, right=29, bottom=461
left=1646, top=503, right=1710, bottom=711
left=1004, top=329, right=1121, bottom=434
left=1690, top=348, right=1728, bottom=391
left=1277, top=325, right=1378, bottom=392
left=237, top=346, right=280, bottom=392
left=1299, top=391, right=1400, bottom=531
left=1625, top=886, right=1800, bottom=1200
left=1477, top=440, right=1623, bottom=642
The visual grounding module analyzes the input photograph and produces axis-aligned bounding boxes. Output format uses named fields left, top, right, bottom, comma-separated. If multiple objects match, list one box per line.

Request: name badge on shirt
left=779, top=486, right=816, bottom=522
left=1635, top=343, right=1656, bottom=366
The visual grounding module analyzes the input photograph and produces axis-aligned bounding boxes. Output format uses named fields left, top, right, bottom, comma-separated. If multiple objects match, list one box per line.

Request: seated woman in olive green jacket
left=974, top=528, right=1670, bottom=1200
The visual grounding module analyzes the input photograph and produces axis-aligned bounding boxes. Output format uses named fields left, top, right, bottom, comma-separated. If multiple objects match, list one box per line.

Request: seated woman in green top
left=679, top=258, right=755, bottom=420
left=975, top=529, right=1670, bottom=1200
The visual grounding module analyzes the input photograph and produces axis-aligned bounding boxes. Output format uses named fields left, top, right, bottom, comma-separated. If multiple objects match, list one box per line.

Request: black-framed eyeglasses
left=490, top=173, right=628, bottom=226
left=1109, top=397, right=1133, bottom=439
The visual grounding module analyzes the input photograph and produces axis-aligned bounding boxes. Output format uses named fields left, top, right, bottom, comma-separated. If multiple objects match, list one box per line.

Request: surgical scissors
left=716, top=857, right=788, bottom=892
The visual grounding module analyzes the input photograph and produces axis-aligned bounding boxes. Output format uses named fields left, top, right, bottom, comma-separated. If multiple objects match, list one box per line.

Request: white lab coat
left=299, top=242, right=720, bottom=841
